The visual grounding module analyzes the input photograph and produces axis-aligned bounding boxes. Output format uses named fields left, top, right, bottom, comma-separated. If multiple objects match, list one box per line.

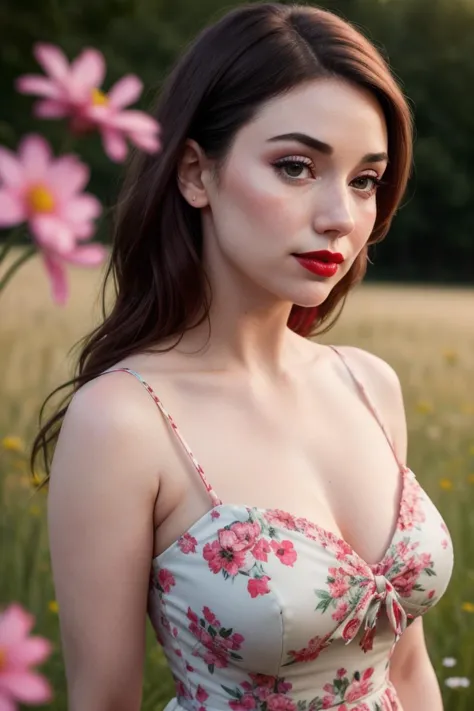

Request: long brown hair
left=31, top=2, right=413, bottom=482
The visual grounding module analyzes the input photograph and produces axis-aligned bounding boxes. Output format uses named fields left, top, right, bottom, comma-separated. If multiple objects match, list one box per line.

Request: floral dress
left=106, top=346, right=454, bottom=711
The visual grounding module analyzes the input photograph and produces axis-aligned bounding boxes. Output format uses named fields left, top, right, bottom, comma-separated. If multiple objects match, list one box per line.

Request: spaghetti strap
left=328, top=346, right=405, bottom=473
left=103, top=367, right=222, bottom=507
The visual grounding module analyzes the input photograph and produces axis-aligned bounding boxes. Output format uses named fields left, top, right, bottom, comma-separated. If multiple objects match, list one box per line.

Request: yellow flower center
left=26, top=185, right=55, bottom=213
left=91, top=88, right=109, bottom=106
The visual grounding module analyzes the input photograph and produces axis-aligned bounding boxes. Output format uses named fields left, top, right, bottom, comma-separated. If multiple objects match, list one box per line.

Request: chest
left=154, top=363, right=403, bottom=566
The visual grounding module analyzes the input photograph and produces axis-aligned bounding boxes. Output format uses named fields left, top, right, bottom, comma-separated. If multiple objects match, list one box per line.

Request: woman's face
left=199, top=77, right=388, bottom=309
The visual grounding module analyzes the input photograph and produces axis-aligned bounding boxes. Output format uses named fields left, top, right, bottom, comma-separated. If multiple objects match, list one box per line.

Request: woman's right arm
left=47, top=373, right=161, bottom=711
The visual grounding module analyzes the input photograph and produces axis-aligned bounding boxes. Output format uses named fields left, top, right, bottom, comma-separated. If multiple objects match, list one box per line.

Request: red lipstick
left=292, top=250, right=344, bottom=278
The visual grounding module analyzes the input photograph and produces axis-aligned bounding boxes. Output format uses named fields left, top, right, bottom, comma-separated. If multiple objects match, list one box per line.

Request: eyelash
left=272, top=156, right=386, bottom=196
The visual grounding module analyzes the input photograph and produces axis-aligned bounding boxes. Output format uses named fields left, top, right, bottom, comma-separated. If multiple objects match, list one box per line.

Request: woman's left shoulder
left=330, top=345, right=407, bottom=460
left=331, top=344, right=402, bottom=394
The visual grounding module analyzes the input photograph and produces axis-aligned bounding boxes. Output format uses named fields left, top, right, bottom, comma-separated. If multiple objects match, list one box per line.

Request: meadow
left=1, top=252, right=473, bottom=710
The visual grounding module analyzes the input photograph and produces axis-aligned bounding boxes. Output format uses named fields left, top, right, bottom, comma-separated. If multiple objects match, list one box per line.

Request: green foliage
left=1, top=0, right=473, bottom=281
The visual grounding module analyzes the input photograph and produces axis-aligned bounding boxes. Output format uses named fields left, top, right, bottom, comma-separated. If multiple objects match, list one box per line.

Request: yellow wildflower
left=48, top=600, right=59, bottom=614
left=461, top=602, right=474, bottom=613
left=443, top=349, right=458, bottom=365
left=32, top=471, right=48, bottom=491
left=416, top=401, right=434, bottom=415
left=1, top=436, right=25, bottom=453
left=439, top=479, right=453, bottom=490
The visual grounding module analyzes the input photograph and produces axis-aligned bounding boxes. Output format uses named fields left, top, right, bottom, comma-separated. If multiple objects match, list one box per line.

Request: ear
left=177, top=138, right=213, bottom=208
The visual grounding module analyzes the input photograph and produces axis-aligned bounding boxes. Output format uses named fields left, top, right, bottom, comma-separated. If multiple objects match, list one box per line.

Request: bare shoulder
left=331, top=344, right=408, bottom=463
left=332, top=344, right=402, bottom=393
left=54, top=368, right=164, bottom=499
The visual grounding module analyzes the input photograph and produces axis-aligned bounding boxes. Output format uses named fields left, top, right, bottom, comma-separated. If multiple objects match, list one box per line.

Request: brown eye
left=272, top=158, right=315, bottom=182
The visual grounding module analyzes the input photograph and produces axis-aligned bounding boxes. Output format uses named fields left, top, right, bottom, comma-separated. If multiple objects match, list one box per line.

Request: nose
left=311, top=180, right=355, bottom=239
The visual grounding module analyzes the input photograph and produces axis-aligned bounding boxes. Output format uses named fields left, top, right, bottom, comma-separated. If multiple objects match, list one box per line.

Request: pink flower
left=0, top=603, right=53, bottom=708
left=328, top=576, right=350, bottom=599
left=196, top=685, right=209, bottom=703
left=229, top=695, right=257, bottom=711
left=341, top=617, right=360, bottom=642
left=266, top=694, right=296, bottom=711
left=16, top=43, right=161, bottom=163
left=344, top=668, right=374, bottom=703
left=247, top=576, right=271, bottom=598
left=287, top=635, right=331, bottom=664
left=202, top=607, right=220, bottom=628
left=251, top=538, right=272, bottom=562
left=332, top=601, right=350, bottom=622
left=203, top=539, right=246, bottom=577
left=264, top=509, right=298, bottom=530
left=0, top=134, right=105, bottom=304
left=157, top=568, right=175, bottom=594
left=271, top=540, right=297, bottom=566
left=221, top=522, right=261, bottom=554
left=178, top=533, right=198, bottom=554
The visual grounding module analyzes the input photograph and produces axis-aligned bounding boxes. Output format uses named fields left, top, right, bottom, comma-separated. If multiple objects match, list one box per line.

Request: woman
left=32, top=3, right=454, bottom=710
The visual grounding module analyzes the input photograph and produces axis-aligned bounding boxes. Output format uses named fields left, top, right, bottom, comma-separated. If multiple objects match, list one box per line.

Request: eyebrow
left=267, top=132, right=389, bottom=164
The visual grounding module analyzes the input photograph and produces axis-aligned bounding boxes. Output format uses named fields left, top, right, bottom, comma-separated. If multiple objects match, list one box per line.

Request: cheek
left=223, top=163, right=297, bottom=233
left=354, top=200, right=378, bottom=245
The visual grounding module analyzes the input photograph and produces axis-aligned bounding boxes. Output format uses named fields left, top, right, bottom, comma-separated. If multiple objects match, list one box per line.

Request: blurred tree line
left=0, top=0, right=473, bottom=283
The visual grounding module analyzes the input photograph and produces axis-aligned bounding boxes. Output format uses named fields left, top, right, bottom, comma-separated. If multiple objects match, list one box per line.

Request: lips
left=292, top=250, right=344, bottom=264
left=292, top=250, right=344, bottom=278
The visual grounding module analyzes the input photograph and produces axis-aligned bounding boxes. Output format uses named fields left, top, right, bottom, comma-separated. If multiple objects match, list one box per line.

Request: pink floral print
left=222, top=668, right=392, bottom=711
left=203, top=511, right=298, bottom=598
left=284, top=635, right=332, bottom=665
left=398, top=471, right=426, bottom=531
left=178, top=532, right=198, bottom=554
left=223, top=673, right=295, bottom=711
left=187, top=605, right=244, bottom=673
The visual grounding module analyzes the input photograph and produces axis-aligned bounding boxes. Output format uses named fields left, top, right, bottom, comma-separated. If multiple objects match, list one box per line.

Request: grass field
left=1, top=252, right=473, bottom=710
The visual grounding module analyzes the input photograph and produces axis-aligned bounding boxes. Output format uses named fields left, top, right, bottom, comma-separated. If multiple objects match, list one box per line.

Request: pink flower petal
left=63, top=243, right=108, bottom=266
left=33, top=99, right=70, bottom=119
left=128, top=131, right=161, bottom=154
left=43, top=253, right=69, bottom=305
left=110, top=110, right=160, bottom=135
left=0, top=148, right=24, bottom=188
left=101, top=128, right=128, bottom=162
left=0, top=671, right=53, bottom=704
left=0, top=605, right=34, bottom=647
left=18, top=135, right=52, bottom=181
left=108, top=75, right=143, bottom=108
left=0, top=693, right=16, bottom=711
left=8, top=637, right=53, bottom=667
left=15, top=75, right=62, bottom=100
left=47, top=156, right=90, bottom=197
left=34, top=43, right=70, bottom=81
left=62, top=194, right=101, bottom=223
left=0, top=191, right=25, bottom=227
left=70, top=48, right=106, bottom=89
left=31, top=215, right=76, bottom=254
left=72, top=222, right=95, bottom=240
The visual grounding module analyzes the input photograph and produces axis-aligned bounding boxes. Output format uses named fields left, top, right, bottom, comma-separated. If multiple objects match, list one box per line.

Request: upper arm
left=47, top=373, right=161, bottom=711
left=336, top=345, right=408, bottom=465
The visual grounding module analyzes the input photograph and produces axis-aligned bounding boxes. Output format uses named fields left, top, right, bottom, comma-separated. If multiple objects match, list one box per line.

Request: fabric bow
left=339, top=574, right=407, bottom=652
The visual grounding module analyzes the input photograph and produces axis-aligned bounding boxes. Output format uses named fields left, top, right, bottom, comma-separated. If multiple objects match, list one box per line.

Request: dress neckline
left=151, top=464, right=412, bottom=571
